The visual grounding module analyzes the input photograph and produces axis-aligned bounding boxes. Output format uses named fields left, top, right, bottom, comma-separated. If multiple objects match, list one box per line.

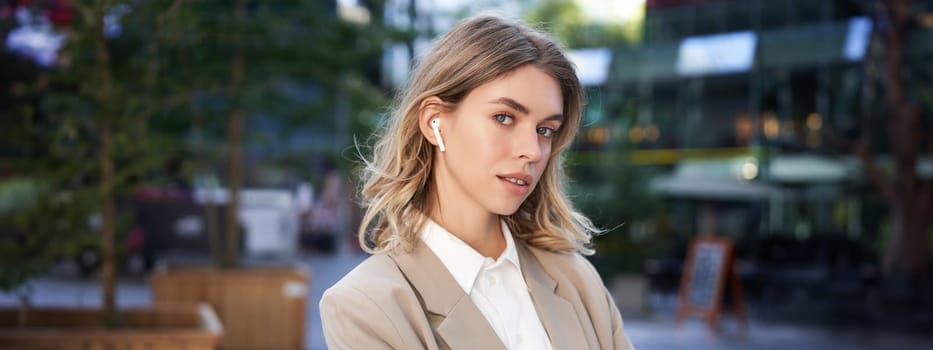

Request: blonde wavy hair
left=357, top=15, right=599, bottom=255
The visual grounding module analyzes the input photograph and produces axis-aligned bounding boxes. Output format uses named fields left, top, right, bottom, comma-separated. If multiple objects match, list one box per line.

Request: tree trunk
left=93, top=0, right=118, bottom=321
left=876, top=0, right=929, bottom=280
left=885, top=201, right=930, bottom=277
left=223, top=109, right=244, bottom=267
left=97, top=118, right=117, bottom=321
left=223, top=0, right=247, bottom=268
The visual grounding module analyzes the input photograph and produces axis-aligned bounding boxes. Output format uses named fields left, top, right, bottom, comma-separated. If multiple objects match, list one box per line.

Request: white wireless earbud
left=430, top=118, right=446, bottom=152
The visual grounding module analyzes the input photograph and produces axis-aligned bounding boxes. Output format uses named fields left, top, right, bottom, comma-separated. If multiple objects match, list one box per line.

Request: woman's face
left=432, top=64, right=564, bottom=217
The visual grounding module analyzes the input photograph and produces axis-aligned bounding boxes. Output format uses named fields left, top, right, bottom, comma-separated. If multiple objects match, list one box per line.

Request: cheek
left=463, top=120, right=504, bottom=151
left=543, top=141, right=553, bottom=157
left=451, top=122, right=502, bottom=161
left=541, top=141, right=553, bottom=164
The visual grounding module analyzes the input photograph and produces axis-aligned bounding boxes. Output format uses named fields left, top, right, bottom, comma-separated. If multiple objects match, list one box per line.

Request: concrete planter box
left=0, top=303, right=222, bottom=349
left=152, top=266, right=309, bottom=350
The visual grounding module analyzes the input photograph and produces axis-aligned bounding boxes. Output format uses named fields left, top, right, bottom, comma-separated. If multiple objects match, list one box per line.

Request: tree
left=0, top=0, right=139, bottom=321
left=153, top=0, right=388, bottom=265
left=37, top=0, right=172, bottom=320
left=854, top=0, right=931, bottom=283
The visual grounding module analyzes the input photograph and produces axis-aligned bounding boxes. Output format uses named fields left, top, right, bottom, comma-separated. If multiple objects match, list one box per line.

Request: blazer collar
left=516, top=242, right=590, bottom=350
left=389, top=238, right=589, bottom=350
left=389, top=241, right=506, bottom=350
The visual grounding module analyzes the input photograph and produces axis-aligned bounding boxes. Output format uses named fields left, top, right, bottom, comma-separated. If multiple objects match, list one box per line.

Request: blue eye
left=537, top=127, right=556, bottom=138
left=494, top=114, right=514, bottom=125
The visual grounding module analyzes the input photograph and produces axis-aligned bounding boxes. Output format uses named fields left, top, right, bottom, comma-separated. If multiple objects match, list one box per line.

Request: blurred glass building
left=561, top=0, right=933, bottom=307
left=581, top=0, right=930, bottom=236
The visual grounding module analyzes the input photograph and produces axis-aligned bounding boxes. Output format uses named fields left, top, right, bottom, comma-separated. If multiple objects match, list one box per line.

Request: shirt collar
left=499, top=221, right=521, bottom=271
left=419, top=218, right=522, bottom=294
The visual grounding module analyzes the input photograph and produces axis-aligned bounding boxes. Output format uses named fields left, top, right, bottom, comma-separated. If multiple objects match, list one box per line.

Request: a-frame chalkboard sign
left=675, top=235, right=747, bottom=333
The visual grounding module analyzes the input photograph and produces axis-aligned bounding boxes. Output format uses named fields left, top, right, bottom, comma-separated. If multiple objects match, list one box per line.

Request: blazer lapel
left=517, top=243, right=590, bottom=349
left=390, top=242, right=506, bottom=350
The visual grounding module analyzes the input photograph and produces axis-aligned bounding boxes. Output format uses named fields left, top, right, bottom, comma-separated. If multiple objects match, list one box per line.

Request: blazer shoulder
left=526, top=244, right=605, bottom=286
left=325, top=253, right=409, bottom=296
left=320, top=254, right=417, bottom=349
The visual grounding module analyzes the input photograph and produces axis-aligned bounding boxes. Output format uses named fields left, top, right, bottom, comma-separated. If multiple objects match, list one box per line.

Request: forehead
left=461, top=65, right=563, bottom=116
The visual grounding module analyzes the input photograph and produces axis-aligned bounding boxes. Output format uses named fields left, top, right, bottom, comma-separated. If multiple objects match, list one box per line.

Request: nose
left=515, top=127, right=543, bottom=163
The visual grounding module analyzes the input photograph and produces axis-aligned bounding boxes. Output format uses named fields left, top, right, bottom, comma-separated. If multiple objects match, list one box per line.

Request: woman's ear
left=418, top=96, right=446, bottom=147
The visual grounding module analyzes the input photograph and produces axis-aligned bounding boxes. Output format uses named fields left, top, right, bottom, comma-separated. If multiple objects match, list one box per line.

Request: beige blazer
left=320, top=240, right=636, bottom=350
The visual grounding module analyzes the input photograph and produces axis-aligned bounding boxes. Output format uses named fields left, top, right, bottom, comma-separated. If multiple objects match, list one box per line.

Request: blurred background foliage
left=0, top=0, right=391, bottom=294
left=526, top=0, right=644, bottom=47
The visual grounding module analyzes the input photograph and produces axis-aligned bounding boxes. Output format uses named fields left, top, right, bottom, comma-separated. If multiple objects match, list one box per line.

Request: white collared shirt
left=420, top=219, right=552, bottom=350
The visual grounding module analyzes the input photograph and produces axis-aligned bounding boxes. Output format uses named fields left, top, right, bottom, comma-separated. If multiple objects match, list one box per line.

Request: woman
left=320, top=15, right=635, bottom=350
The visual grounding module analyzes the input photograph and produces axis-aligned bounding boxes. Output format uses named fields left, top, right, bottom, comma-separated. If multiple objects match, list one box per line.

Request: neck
left=429, top=199, right=505, bottom=259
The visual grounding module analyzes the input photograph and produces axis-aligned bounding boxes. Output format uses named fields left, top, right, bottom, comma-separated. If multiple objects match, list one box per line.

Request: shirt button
left=516, top=334, right=523, bottom=345
left=487, top=274, right=497, bottom=286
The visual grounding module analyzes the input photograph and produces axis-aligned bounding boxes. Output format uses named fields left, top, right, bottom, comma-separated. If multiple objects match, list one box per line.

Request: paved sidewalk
left=623, top=315, right=932, bottom=350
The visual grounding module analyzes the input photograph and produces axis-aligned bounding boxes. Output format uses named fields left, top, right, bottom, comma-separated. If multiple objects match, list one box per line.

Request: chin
left=489, top=202, right=524, bottom=216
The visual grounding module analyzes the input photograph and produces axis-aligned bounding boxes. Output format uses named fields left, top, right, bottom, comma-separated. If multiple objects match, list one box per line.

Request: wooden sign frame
left=675, top=235, right=746, bottom=333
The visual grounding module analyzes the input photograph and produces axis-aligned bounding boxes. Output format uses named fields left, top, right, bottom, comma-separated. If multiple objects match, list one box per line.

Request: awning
left=650, top=175, right=787, bottom=201
left=649, top=157, right=789, bottom=201
left=649, top=155, right=866, bottom=200
left=769, top=155, right=862, bottom=184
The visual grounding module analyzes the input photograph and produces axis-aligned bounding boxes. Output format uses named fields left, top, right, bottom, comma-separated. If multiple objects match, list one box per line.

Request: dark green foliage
left=571, top=158, right=667, bottom=276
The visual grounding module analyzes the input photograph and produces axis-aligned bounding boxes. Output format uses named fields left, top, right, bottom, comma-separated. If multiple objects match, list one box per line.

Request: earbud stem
left=431, top=119, right=446, bottom=152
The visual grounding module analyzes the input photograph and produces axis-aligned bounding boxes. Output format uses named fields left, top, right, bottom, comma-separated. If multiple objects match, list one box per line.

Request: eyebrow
left=488, top=97, right=564, bottom=122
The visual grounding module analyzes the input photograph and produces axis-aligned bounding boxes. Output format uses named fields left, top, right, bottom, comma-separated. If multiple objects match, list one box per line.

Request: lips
left=497, top=172, right=533, bottom=196
left=497, top=173, right=532, bottom=186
